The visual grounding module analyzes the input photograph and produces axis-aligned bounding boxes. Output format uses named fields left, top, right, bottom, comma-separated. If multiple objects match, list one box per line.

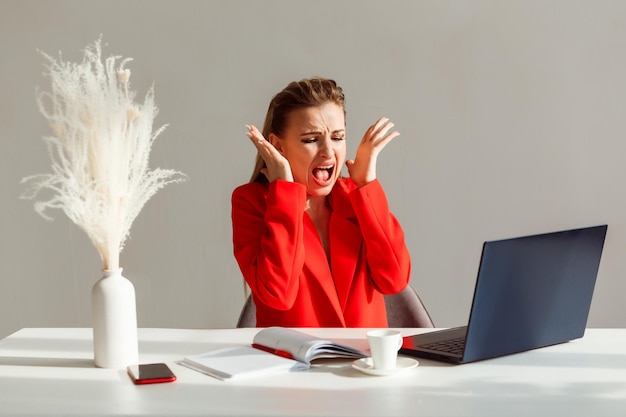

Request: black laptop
left=400, top=225, right=608, bottom=364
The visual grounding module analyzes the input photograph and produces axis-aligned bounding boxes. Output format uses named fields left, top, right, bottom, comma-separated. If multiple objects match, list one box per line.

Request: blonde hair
left=249, top=77, right=346, bottom=183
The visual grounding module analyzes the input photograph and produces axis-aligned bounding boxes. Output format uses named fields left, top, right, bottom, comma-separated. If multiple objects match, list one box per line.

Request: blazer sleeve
left=231, top=180, right=307, bottom=310
left=349, top=179, right=411, bottom=294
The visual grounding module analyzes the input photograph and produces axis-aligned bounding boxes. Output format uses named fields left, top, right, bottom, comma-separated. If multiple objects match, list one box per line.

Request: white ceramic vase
left=92, top=268, right=139, bottom=368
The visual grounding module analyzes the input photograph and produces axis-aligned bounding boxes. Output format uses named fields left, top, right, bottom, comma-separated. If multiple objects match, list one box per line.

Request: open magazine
left=251, top=326, right=366, bottom=364
left=179, top=327, right=367, bottom=381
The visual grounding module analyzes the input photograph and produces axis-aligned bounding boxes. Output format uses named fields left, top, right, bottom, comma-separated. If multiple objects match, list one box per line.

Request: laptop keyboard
left=421, top=337, right=466, bottom=355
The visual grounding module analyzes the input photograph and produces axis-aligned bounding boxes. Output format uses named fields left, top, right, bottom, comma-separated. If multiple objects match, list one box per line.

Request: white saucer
left=351, top=357, right=419, bottom=376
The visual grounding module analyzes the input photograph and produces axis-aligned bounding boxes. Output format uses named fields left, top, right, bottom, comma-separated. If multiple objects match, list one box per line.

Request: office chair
left=383, top=285, right=434, bottom=328
left=236, top=285, right=434, bottom=328
left=236, top=295, right=256, bottom=328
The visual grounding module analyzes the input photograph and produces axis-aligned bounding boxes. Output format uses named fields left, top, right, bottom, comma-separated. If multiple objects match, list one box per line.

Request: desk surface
left=0, top=327, right=625, bottom=416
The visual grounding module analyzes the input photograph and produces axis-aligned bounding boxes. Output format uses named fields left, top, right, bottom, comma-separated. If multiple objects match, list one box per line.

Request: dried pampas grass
left=21, top=38, right=186, bottom=271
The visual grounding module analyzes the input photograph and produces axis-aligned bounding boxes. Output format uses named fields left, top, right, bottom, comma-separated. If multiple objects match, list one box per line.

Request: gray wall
left=1, top=0, right=625, bottom=339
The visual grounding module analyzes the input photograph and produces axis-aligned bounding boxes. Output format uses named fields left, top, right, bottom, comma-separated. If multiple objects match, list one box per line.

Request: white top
left=0, top=327, right=625, bottom=416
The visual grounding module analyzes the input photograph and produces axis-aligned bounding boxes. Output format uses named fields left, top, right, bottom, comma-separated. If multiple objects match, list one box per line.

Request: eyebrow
left=299, top=129, right=345, bottom=137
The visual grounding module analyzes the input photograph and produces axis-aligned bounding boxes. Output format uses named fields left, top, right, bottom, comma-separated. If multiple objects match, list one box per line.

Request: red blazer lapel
left=329, top=216, right=362, bottom=310
left=302, top=214, right=346, bottom=325
left=327, top=179, right=362, bottom=310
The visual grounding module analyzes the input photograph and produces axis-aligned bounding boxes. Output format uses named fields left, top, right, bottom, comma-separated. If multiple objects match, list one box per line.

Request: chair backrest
left=384, top=285, right=435, bottom=328
left=236, top=285, right=434, bottom=328
left=236, top=294, right=257, bottom=328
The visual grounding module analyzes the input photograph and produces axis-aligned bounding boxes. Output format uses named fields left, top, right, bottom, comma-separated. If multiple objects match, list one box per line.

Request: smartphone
left=127, top=363, right=176, bottom=385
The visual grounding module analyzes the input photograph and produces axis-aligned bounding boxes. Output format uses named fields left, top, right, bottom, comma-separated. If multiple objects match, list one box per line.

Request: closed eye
left=332, top=130, right=346, bottom=141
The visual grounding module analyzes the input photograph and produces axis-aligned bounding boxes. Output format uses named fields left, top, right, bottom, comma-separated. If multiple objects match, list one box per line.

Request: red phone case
left=128, top=363, right=176, bottom=385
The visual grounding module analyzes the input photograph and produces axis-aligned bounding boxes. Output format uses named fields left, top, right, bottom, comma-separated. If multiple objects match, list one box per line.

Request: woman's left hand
left=346, top=117, right=400, bottom=187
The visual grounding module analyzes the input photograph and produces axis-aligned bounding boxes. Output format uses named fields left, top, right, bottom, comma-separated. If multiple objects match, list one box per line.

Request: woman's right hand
left=246, top=125, right=294, bottom=182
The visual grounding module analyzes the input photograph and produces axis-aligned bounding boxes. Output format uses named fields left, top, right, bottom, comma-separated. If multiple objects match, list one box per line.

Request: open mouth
left=312, top=165, right=335, bottom=185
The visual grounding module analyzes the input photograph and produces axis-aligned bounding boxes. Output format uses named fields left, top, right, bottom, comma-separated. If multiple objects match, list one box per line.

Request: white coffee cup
left=366, top=329, right=403, bottom=370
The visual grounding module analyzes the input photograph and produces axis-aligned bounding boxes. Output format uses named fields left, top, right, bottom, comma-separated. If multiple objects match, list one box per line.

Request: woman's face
left=271, top=102, right=346, bottom=197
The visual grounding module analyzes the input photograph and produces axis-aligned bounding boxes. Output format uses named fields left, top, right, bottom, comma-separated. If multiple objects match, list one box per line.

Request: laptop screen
left=462, top=225, right=607, bottom=362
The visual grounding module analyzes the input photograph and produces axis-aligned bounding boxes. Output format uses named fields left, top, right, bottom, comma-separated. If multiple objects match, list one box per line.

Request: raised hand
left=246, top=125, right=294, bottom=182
left=345, top=117, right=400, bottom=187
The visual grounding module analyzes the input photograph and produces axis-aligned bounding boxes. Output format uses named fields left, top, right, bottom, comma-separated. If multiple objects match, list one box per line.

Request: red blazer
left=231, top=178, right=410, bottom=327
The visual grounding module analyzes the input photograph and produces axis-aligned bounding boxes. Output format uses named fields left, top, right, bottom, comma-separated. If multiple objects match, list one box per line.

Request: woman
left=231, top=77, right=410, bottom=327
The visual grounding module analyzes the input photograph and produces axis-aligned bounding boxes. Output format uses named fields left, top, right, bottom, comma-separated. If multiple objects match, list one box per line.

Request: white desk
left=0, top=328, right=625, bottom=416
